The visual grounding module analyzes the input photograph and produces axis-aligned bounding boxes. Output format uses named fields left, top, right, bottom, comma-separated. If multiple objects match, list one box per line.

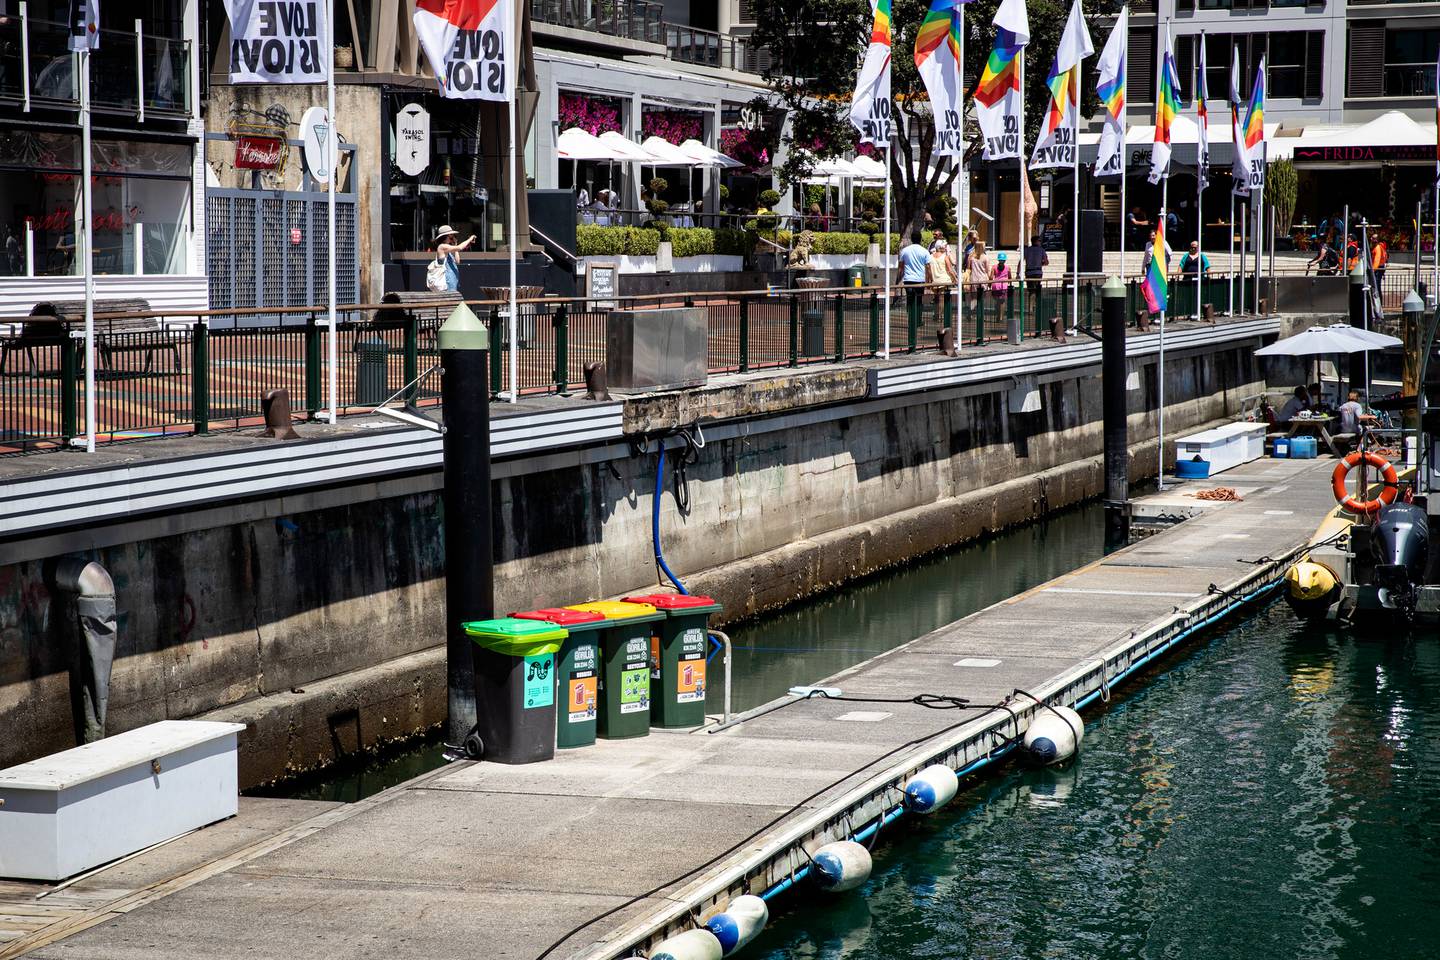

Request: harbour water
left=749, top=604, right=1440, bottom=960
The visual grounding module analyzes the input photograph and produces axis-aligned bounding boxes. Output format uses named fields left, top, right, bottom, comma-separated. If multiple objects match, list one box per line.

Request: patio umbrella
left=678, top=139, right=743, bottom=169
left=639, top=136, right=704, bottom=220
left=556, top=128, right=628, bottom=202
left=597, top=132, right=656, bottom=213
left=1255, top=324, right=1397, bottom=403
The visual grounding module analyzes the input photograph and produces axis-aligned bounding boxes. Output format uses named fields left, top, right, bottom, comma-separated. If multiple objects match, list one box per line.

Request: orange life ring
left=1331, top=451, right=1399, bottom=514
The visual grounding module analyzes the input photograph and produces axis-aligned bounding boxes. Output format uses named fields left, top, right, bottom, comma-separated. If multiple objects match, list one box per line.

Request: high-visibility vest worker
left=1371, top=240, right=1388, bottom=270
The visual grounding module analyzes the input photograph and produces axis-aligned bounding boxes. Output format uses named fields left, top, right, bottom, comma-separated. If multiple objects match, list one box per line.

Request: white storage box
left=0, top=720, right=245, bottom=881
left=1174, top=422, right=1266, bottom=476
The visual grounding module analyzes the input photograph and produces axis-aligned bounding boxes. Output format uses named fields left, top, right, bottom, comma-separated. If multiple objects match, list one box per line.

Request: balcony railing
left=0, top=15, right=191, bottom=118
left=530, top=0, right=665, bottom=44
left=1383, top=63, right=1435, bottom=99
left=666, top=24, right=751, bottom=72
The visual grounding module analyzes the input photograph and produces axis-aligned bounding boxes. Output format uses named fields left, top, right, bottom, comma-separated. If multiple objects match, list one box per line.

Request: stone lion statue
left=786, top=229, right=816, bottom=269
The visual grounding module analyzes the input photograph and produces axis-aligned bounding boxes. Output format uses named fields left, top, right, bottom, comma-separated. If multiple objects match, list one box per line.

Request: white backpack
left=425, top=255, right=448, bottom=292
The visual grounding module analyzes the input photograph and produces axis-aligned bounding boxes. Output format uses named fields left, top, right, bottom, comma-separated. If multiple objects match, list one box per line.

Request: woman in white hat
left=430, top=224, right=477, bottom=292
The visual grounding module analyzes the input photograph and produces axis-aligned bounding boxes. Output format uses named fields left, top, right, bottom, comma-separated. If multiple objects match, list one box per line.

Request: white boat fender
left=1022, top=704, right=1084, bottom=765
left=810, top=840, right=873, bottom=893
left=902, top=764, right=959, bottom=814
left=650, top=928, right=724, bottom=960
left=704, top=895, right=768, bottom=956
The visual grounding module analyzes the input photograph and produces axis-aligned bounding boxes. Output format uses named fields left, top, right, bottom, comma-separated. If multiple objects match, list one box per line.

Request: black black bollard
left=1102, top=276, right=1129, bottom=548
left=439, top=304, right=492, bottom=757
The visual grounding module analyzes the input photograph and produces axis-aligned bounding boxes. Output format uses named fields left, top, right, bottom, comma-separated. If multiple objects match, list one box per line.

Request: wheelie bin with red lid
left=565, top=600, right=663, bottom=739
left=512, top=607, right=606, bottom=749
left=461, top=617, right=568, bottom=763
left=622, top=593, right=723, bottom=729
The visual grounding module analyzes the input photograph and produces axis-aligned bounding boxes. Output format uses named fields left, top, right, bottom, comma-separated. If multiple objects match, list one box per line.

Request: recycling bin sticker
left=523, top=654, right=554, bottom=709
left=568, top=676, right=597, bottom=722
left=677, top=658, right=706, bottom=703
left=620, top=668, right=650, bottom=713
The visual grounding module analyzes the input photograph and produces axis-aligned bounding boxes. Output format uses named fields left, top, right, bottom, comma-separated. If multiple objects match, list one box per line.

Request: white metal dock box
left=0, top=720, right=245, bottom=881
left=1173, top=422, right=1267, bottom=476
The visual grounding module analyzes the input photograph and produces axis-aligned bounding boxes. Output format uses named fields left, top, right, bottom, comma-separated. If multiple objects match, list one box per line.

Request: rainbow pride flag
left=1142, top=218, right=1168, bottom=314
left=1242, top=58, right=1264, bottom=152
left=870, top=0, right=892, bottom=46
left=973, top=0, right=1029, bottom=160
left=849, top=0, right=894, bottom=145
left=1147, top=27, right=1181, bottom=185
left=914, top=0, right=970, bottom=156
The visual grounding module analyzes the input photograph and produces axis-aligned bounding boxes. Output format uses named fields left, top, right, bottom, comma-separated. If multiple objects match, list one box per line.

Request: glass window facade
left=0, top=131, right=192, bottom=277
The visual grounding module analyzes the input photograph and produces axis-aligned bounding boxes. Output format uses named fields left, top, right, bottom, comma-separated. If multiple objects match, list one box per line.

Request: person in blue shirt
left=898, top=233, right=931, bottom=325
left=1179, top=241, right=1210, bottom=275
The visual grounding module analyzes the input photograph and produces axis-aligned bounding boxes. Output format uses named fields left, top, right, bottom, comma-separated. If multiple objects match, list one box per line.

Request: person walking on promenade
left=428, top=225, right=477, bottom=292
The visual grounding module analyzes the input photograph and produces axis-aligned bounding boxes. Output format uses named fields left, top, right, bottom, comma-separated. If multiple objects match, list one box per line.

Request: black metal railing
left=530, top=0, right=665, bottom=43
left=0, top=275, right=1266, bottom=455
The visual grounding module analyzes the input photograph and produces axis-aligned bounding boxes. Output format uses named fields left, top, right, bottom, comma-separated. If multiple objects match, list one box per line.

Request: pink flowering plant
left=720, top=127, right=771, bottom=172
left=558, top=94, right=621, bottom=135
left=641, top=110, right=703, bottom=144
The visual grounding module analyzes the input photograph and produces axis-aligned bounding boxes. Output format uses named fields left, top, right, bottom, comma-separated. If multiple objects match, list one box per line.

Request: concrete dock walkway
left=8, top=457, right=1338, bottom=960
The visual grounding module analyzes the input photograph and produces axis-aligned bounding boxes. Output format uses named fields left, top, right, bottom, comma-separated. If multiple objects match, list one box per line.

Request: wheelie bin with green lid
left=623, top=593, right=723, bottom=728
left=565, top=600, right=663, bottom=739
left=512, top=607, right=606, bottom=749
left=462, top=617, right=567, bottom=763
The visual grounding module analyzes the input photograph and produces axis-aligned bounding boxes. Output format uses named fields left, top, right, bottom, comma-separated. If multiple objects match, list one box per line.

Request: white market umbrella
left=555, top=127, right=626, bottom=161
left=598, top=131, right=655, bottom=162
left=1255, top=325, right=1391, bottom=356
left=1324, top=323, right=1402, bottom=350
left=678, top=138, right=743, bottom=168
left=639, top=136, right=703, bottom=218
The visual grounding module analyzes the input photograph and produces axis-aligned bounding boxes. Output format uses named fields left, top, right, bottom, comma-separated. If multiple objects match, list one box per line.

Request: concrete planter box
left=0, top=720, right=245, bottom=881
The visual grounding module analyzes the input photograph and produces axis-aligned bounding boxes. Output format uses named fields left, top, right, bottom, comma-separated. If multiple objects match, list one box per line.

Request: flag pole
left=1228, top=182, right=1234, bottom=315
left=1254, top=140, right=1264, bottom=314
left=883, top=135, right=892, bottom=358
left=1072, top=59, right=1081, bottom=333
left=326, top=0, right=338, bottom=423
left=1119, top=25, right=1127, bottom=284
left=1195, top=41, right=1203, bottom=323
left=1018, top=48, right=1026, bottom=328
left=1155, top=21, right=1167, bottom=492
left=507, top=56, right=519, bottom=402
left=81, top=45, right=95, bottom=452
left=956, top=6, right=964, bottom=352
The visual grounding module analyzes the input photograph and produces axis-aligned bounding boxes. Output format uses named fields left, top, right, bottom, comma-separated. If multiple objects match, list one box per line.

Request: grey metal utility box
left=605, top=308, right=707, bottom=391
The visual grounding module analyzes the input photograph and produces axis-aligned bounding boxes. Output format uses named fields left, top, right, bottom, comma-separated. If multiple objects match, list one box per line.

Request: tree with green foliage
left=751, top=0, right=1110, bottom=238
left=1266, top=158, right=1297, bottom=234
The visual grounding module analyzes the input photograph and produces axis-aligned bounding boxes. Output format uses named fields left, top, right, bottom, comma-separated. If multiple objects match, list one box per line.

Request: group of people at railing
left=1303, top=231, right=1389, bottom=282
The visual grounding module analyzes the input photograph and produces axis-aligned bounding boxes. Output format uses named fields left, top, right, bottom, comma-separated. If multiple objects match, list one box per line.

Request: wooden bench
left=1, top=299, right=179, bottom=376
left=379, top=290, right=462, bottom=356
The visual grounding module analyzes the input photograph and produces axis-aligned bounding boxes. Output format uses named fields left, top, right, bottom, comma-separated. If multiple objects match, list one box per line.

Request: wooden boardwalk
left=6, top=458, right=1336, bottom=960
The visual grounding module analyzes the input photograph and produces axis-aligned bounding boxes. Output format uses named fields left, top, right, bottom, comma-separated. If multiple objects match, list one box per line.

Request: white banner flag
left=914, top=0, right=971, bottom=156
left=415, top=0, right=514, bottom=101
left=1230, top=44, right=1248, bottom=196
left=1028, top=0, right=1092, bottom=170
left=1092, top=6, right=1127, bottom=180
left=224, top=0, right=328, bottom=84
left=68, top=0, right=98, bottom=52
left=849, top=0, right=893, bottom=145
left=972, top=0, right=1029, bottom=161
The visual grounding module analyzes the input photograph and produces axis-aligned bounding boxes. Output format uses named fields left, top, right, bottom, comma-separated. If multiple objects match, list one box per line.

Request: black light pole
left=1102, top=275, right=1129, bottom=548
left=439, top=304, right=492, bottom=756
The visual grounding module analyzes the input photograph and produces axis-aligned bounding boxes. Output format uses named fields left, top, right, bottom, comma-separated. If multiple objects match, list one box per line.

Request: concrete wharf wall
left=0, top=336, right=1265, bottom=785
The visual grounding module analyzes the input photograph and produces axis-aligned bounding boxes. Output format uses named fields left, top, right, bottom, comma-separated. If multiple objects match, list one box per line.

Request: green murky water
left=749, top=604, right=1440, bottom=960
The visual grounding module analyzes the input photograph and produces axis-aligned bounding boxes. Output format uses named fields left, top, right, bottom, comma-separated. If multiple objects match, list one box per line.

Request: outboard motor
left=1371, top=503, right=1429, bottom=616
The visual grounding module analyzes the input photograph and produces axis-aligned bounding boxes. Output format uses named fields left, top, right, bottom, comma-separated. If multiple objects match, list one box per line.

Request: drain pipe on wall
left=51, top=558, right=117, bottom=744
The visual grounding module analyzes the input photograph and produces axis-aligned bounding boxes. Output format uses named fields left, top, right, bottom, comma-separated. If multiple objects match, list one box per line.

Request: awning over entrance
left=1288, top=111, right=1440, bottom=166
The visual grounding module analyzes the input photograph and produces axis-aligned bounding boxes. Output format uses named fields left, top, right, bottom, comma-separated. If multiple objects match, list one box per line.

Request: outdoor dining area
left=557, top=127, right=743, bottom=227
